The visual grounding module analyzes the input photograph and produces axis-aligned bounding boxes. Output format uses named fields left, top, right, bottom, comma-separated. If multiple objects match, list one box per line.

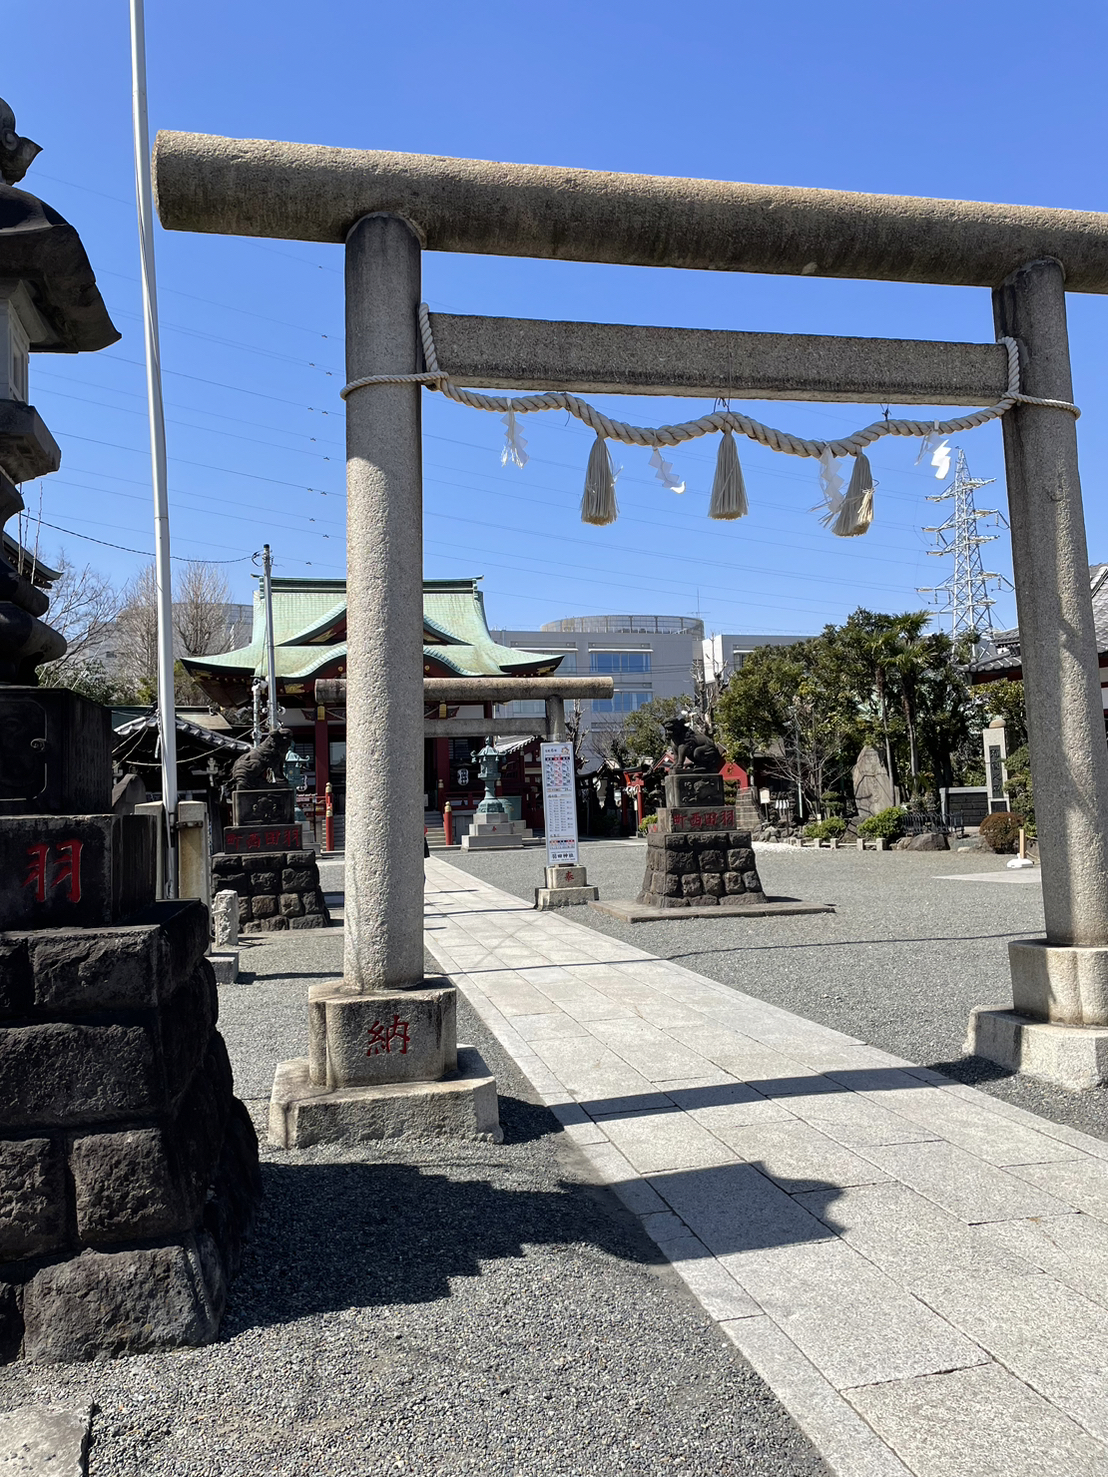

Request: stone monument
left=0, top=104, right=260, bottom=1360
left=636, top=719, right=769, bottom=911
left=851, top=745, right=895, bottom=821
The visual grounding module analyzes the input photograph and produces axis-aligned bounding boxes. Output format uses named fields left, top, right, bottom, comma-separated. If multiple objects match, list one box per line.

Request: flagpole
left=129, top=0, right=178, bottom=896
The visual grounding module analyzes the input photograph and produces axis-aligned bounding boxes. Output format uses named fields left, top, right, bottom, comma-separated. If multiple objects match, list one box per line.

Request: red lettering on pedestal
left=23, top=844, right=49, bottom=902
left=670, top=808, right=736, bottom=833
left=367, top=1015, right=411, bottom=1056
left=54, top=841, right=83, bottom=903
left=22, top=840, right=84, bottom=904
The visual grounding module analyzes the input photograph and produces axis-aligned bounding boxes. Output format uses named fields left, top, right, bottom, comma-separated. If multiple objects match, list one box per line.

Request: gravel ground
left=444, top=839, right=1108, bottom=1143
left=0, top=878, right=827, bottom=1477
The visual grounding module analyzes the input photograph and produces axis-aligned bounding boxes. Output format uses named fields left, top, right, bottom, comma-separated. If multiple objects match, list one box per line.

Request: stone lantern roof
left=0, top=185, right=119, bottom=353
left=0, top=95, right=118, bottom=354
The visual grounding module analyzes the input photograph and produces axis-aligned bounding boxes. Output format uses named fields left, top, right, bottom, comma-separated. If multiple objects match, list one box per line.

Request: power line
left=31, top=517, right=252, bottom=563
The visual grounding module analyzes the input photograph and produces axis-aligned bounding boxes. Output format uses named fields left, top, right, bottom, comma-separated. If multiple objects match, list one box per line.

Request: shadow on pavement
left=226, top=1154, right=840, bottom=1335
left=924, top=1054, right=1016, bottom=1084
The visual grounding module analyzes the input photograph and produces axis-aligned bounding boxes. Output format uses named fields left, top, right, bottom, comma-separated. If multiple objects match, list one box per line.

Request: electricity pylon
left=917, top=448, right=1012, bottom=642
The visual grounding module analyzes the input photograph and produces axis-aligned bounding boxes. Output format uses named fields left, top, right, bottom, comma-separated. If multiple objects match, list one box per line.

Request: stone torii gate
left=155, top=134, right=1108, bottom=1095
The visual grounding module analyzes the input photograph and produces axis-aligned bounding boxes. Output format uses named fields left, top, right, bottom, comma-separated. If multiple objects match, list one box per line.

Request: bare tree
left=113, top=564, right=160, bottom=700
left=40, top=555, right=121, bottom=662
left=35, top=554, right=127, bottom=698
left=174, top=560, right=232, bottom=657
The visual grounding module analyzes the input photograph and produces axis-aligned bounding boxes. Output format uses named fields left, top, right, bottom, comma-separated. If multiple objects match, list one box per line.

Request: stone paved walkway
left=424, top=856, right=1108, bottom=1477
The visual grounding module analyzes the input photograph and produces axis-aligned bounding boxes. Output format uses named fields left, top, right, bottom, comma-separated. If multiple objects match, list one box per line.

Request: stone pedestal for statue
left=535, top=863, right=599, bottom=909
left=461, top=814, right=533, bottom=850
left=638, top=774, right=767, bottom=910
left=591, top=772, right=833, bottom=924
left=212, top=850, right=330, bottom=934
left=0, top=903, right=260, bottom=1361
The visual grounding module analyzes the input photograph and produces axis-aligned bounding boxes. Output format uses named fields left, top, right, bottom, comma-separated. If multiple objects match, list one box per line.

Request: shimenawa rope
left=340, top=305, right=1079, bottom=534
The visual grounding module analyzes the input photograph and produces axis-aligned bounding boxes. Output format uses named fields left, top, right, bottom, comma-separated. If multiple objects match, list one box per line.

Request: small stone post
left=969, top=258, right=1108, bottom=1084
left=177, top=799, right=210, bottom=909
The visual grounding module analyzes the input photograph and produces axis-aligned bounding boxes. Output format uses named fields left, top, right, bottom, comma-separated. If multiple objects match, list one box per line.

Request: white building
left=489, top=613, right=808, bottom=758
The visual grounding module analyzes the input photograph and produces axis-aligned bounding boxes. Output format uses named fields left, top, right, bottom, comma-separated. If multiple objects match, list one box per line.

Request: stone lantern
left=474, top=735, right=508, bottom=816
left=0, top=95, right=119, bottom=685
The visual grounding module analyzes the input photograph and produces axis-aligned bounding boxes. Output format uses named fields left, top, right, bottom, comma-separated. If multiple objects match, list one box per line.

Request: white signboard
left=540, top=741, right=579, bottom=865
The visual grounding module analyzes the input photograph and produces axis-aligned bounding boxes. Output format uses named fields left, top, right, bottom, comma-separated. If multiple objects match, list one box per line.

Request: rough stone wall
left=0, top=901, right=260, bottom=1361
left=637, top=830, right=767, bottom=909
left=212, top=850, right=331, bottom=934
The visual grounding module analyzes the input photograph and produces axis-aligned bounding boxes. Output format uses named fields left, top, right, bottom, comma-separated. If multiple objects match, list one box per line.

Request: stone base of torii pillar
left=268, top=980, right=502, bottom=1148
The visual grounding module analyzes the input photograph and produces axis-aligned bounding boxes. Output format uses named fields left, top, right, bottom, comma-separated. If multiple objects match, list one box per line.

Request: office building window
left=589, top=651, right=652, bottom=674
left=592, top=691, right=653, bottom=713
left=731, top=649, right=754, bottom=672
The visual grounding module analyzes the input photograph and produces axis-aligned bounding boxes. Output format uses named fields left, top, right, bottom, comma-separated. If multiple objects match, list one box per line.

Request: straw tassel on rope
left=708, top=431, right=748, bottom=520
left=581, top=433, right=619, bottom=525
left=827, top=452, right=876, bottom=538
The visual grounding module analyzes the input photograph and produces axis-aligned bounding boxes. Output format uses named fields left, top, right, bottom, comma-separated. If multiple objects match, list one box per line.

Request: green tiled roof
left=183, top=576, right=561, bottom=684
left=422, top=580, right=561, bottom=675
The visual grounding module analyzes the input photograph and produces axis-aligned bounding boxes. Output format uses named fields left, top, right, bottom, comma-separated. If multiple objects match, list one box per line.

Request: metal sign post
left=540, top=741, right=579, bottom=865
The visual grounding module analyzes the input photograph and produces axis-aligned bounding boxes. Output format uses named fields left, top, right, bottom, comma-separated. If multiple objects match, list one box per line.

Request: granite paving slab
left=847, top=1364, right=1108, bottom=1477
left=424, top=855, right=1108, bottom=1474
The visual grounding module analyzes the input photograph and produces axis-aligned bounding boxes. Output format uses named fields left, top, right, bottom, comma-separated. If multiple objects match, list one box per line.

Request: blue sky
left=9, top=0, right=1108, bottom=638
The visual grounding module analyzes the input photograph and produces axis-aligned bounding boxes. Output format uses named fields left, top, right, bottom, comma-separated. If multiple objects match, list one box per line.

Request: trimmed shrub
left=979, top=810, right=1025, bottom=854
left=804, top=817, right=847, bottom=840
left=858, top=806, right=905, bottom=841
left=637, top=813, right=658, bottom=837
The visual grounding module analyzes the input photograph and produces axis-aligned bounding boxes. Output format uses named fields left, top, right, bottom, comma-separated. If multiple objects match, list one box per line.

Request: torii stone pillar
left=270, top=212, right=501, bottom=1146
left=342, top=213, right=426, bottom=991
left=966, top=259, right=1108, bottom=1087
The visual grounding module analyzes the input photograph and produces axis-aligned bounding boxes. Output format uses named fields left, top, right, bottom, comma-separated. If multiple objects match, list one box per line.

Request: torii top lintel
left=153, top=131, right=1108, bottom=294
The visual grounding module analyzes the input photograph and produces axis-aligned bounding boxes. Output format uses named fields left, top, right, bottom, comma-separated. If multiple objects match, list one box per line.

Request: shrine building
left=182, top=577, right=566, bottom=846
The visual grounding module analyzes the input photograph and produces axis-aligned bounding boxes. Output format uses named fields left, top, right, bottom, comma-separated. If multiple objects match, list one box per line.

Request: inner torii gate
left=154, top=134, right=1108, bottom=1089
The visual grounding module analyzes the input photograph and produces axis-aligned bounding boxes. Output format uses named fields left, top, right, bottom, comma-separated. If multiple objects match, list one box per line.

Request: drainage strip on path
left=424, top=856, right=1108, bottom=1477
